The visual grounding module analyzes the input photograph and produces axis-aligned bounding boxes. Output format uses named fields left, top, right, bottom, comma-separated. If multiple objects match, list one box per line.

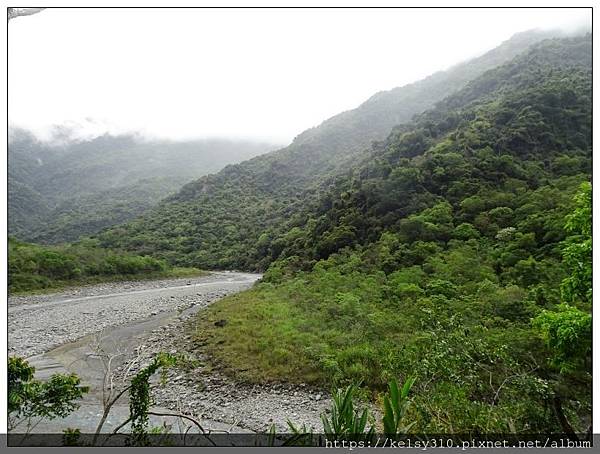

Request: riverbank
left=9, top=272, right=258, bottom=358
left=9, top=271, right=329, bottom=434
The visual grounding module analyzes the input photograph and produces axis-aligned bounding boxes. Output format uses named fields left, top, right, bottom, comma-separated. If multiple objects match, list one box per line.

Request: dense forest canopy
left=267, top=35, right=592, bottom=267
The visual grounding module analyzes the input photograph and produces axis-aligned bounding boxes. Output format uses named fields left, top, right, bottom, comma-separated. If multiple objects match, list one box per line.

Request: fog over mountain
left=9, top=25, right=589, bottom=248
left=97, top=28, right=585, bottom=269
left=9, top=8, right=590, bottom=143
left=8, top=129, right=280, bottom=242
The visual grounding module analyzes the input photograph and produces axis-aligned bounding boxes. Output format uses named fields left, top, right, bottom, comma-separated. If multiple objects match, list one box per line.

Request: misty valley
left=7, top=21, right=592, bottom=448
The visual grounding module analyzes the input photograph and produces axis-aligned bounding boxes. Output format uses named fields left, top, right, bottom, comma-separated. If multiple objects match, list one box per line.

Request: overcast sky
left=8, top=8, right=590, bottom=144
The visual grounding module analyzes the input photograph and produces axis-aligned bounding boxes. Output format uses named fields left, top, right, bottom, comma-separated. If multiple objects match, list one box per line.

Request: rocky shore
left=115, top=305, right=330, bottom=433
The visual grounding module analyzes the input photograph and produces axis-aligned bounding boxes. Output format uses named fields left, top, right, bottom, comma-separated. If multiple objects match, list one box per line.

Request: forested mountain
left=97, top=29, right=566, bottom=269
left=268, top=34, right=592, bottom=267
left=194, top=34, right=592, bottom=433
left=8, top=131, right=277, bottom=243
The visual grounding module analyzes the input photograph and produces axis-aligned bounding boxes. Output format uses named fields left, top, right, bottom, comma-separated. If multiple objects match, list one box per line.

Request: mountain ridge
left=97, top=29, right=585, bottom=270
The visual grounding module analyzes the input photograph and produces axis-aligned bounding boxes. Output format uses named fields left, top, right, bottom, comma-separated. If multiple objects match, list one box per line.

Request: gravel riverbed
left=8, top=271, right=333, bottom=434
left=8, top=272, right=259, bottom=358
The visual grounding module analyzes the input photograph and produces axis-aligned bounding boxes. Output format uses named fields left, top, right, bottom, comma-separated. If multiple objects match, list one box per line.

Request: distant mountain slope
left=8, top=131, right=278, bottom=242
left=98, top=29, right=575, bottom=269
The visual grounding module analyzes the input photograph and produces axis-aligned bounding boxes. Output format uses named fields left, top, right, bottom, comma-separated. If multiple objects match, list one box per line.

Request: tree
left=8, top=356, right=89, bottom=433
left=532, top=182, right=592, bottom=435
left=533, top=182, right=592, bottom=372
left=560, top=182, right=592, bottom=304
left=533, top=304, right=591, bottom=373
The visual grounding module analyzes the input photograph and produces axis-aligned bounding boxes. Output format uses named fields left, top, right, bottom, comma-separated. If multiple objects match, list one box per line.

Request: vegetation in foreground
left=9, top=353, right=422, bottom=446
left=8, top=356, right=89, bottom=434
left=8, top=237, right=205, bottom=294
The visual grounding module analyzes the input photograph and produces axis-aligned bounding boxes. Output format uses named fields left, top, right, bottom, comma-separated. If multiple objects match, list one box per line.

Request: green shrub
left=8, top=237, right=173, bottom=293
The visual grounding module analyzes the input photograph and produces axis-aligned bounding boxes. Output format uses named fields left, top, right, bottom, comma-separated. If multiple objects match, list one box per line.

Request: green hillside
left=193, top=35, right=592, bottom=433
left=6, top=28, right=591, bottom=435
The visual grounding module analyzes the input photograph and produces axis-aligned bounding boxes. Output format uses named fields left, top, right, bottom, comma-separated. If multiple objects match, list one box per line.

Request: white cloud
left=8, top=7, right=591, bottom=144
